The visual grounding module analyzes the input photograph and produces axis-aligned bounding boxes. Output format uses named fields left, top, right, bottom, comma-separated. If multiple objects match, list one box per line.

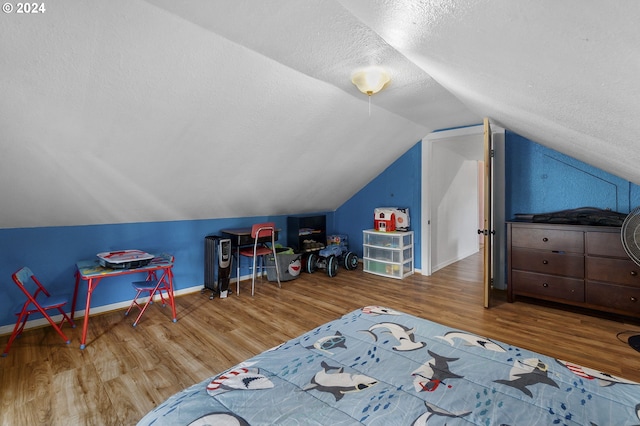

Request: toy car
left=303, top=235, right=358, bottom=277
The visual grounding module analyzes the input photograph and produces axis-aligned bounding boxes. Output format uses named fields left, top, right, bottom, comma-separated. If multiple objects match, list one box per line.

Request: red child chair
left=3, top=267, right=75, bottom=356
left=125, top=253, right=176, bottom=326
left=238, top=222, right=281, bottom=296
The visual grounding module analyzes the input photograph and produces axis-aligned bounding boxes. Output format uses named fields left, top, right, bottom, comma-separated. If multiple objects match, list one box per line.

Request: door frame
left=483, top=118, right=493, bottom=308
left=421, top=124, right=505, bottom=292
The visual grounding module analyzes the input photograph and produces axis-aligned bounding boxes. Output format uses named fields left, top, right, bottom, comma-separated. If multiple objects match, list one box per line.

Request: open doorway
left=421, top=125, right=505, bottom=288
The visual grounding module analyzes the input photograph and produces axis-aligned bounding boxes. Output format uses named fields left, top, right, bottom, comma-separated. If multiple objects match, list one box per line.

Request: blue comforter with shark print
left=138, top=306, right=640, bottom=425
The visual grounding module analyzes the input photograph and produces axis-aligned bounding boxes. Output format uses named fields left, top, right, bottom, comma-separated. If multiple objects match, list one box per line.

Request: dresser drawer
left=512, top=247, right=584, bottom=278
left=586, top=256, right=640, bottom=286
left=511, top=227, right=584, bottom=252
left=586, top=230, right=627, bottom=258
left=512, top=270, right=584, bottom=302
left=586, top=281, right=640, bottom=315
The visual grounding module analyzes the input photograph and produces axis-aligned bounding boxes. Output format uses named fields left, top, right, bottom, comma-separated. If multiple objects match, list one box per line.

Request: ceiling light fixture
left=351, top=67, right=391, bottom=96
left=351, top=67, right=390, bottom=115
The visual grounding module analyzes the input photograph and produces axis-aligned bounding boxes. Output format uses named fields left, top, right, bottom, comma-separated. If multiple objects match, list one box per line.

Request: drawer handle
left=631, top=296, right=638, bottom=302
left=542, top=237, right=549, bottom=242
left=542, top=260, right=548, bottom=265
left=542, top=283, right=549, bottom=288
left=631, top=271, right=638, bottom=277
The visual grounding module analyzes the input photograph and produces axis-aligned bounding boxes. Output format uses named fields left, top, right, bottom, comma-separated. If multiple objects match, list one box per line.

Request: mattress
left=138, top=306, right=640, bottom=425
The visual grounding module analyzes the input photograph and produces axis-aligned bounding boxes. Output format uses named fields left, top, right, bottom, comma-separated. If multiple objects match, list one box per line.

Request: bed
left=138, top=306, right=640, bottom=425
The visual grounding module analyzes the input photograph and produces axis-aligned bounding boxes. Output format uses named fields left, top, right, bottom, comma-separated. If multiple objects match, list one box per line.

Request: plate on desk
left=97, top=250, right=154, bottom=269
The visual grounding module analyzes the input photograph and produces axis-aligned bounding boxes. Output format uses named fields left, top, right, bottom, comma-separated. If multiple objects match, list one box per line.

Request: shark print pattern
left=138, top=307, right=640, bottom=426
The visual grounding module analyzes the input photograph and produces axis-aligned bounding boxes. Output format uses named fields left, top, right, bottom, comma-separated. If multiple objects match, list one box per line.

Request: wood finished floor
left=2, top=251, right=640, bottom=425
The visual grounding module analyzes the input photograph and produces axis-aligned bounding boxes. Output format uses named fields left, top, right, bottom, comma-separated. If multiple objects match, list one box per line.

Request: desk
left=220, top=228, right=279, bottom=293
left=72, top=255, right=176, bottom=349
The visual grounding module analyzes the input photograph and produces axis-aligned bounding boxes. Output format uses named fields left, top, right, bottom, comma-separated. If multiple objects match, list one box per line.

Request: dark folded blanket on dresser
left=515, top=207, right=627, bottom=226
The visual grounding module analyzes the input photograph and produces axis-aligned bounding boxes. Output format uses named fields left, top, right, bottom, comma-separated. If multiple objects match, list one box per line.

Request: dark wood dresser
left=507, top=221, right=640, bottom=317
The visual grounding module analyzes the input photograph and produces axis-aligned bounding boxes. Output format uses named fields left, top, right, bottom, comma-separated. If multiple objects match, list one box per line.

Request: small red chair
left=125, top=253, right=175, bottom=326
left=3, top=267, right=75, bottom=356
left=238, top=222, right=281, bottom=296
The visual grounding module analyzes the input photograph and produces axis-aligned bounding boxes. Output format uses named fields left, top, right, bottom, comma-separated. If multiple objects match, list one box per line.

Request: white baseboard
left=432, top=250, right=478, bottom=273
left=0, top=284, right=206, bottom=337
left=0, top=268, right=353, bottom=337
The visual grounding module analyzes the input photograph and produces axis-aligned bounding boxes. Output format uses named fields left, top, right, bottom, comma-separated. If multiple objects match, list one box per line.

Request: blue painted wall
left=333, top=141, right=422, bottom=265
left=0, top=215, right=301, bottom=329
left=505, top=130, right=640, bottom=218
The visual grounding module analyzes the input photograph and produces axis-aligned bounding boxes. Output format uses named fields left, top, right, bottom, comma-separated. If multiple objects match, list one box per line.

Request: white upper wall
left=1, top=0, right=638, bottom=228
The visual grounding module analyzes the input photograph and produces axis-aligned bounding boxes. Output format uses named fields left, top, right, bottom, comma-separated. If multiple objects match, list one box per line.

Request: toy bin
left=264, top=248, right=302, bottom=282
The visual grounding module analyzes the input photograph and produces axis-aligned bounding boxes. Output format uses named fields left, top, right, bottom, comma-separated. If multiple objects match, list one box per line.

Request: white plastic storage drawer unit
left=363, top=229, right=414, bottom=279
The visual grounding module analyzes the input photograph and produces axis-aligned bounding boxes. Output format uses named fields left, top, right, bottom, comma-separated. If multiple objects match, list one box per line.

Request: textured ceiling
left=0, top=0, right=638, bottom=228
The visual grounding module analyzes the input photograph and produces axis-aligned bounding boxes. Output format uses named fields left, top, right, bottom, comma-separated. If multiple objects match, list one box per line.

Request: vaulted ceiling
left=1, top=0, right=638, bottom=228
